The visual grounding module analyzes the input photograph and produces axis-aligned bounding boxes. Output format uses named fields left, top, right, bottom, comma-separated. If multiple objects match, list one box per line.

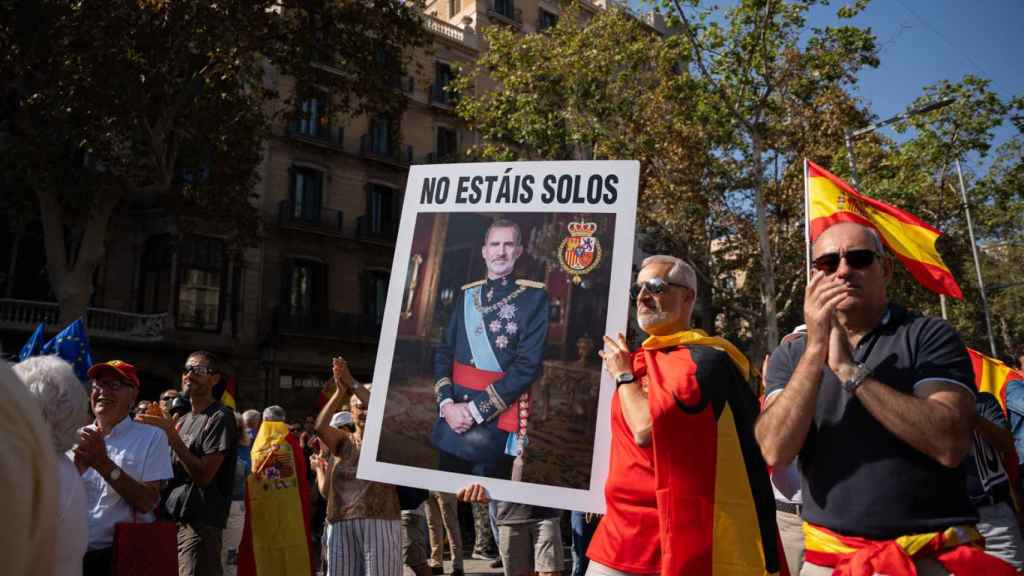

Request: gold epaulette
left=515, top=279, right=546, bottom=289
left=461, top=280, right=485, bottom=290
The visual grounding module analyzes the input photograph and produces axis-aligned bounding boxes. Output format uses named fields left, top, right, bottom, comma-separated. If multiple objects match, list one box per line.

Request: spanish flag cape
left=969, top=348, right=1024, bottom=512
left=237, top=421, right=313, bottom=576
left=639, top=330, right=785, bottom=576
left=804, top=159, right=962, bottom=298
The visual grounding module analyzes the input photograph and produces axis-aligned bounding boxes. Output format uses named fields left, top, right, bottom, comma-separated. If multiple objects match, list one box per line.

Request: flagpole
left=804, top=159, right=811, bottom=284
left=955, top=157, right=998, bottom=357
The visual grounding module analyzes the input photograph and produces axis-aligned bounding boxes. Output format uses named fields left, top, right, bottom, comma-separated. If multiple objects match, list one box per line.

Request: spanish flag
left=221, top=375, right=237, bottom=410
left=969, top=348, right=1024, bottom=415
left=805, top=159, right=962, bottom=299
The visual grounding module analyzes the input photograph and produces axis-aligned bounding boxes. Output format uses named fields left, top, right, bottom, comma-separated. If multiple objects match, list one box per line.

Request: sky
left=806, top=0, right=1023, bottom=170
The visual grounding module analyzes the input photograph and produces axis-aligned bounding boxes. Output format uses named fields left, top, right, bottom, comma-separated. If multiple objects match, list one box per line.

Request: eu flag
left=40, top=318, right=94, bottom=382
left=18, top=323, right=46, bottom=361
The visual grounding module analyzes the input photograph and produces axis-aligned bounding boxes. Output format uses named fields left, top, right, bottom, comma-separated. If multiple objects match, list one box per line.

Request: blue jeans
left=570, top=511, right=600, bottom=576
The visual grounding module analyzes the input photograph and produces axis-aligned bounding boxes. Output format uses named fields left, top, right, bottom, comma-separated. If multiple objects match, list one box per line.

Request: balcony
left=430, top=82, right=457, bottom=109
left=487, top=0, right=522, bottom=27
left=360, top=134, right=413, bottom=167
left=277, top=200, right=345, bottom=237
left=0, top=298, right=168, bottom=342
left=423, top=15, right=478, bottom=50
left=274, top=307, right=381, bottom=340
left=356, top=215, right=399, bottom=244
left=287, top=120, right=344, bottom=151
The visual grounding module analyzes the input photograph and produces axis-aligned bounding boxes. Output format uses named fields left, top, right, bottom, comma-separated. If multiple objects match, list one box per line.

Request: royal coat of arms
left=558, top=221, right=602, bottom=284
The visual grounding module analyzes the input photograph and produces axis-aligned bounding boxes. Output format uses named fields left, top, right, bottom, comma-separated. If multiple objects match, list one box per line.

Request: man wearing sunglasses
left=756, top=222, right=1002, bottom=575
left=587, top=255, right=781, bottom=576
left=137, top=350, right=239, bottom=576
left=76, top=360, right=173, bottom=576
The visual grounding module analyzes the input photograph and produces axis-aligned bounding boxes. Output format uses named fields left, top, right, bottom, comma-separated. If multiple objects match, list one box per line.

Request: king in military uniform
left=432, top=218, right=549, bottom=479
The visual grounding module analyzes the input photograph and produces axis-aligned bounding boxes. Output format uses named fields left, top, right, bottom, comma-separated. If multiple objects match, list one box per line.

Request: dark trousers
left=177, top=522, right=223, bottom=576
left=570, top=511, right=600, bottom=576
left=83, top=547, right=114, bottom=576
left=438, top=449, right=514, bottom=479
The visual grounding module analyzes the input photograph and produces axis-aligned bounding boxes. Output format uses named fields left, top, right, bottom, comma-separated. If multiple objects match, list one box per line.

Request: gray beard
left=638, top=310, right=672, bottom=331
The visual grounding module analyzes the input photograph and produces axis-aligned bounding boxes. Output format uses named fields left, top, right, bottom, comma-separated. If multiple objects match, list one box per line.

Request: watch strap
left=615, top=372, right=636, bottom=388
left=842, top=363, right=871, bottom=394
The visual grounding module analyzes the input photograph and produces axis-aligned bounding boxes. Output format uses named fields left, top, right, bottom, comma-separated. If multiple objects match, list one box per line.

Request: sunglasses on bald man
left=811, top=249, right=880, bottom=275
left=630, top=277, right=688, bottom=300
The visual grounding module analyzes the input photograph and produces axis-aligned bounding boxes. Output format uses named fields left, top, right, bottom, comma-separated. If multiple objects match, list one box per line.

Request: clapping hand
left=74, top=427, right=111, bottom=471
left=332, top=356, right=353, bottom=398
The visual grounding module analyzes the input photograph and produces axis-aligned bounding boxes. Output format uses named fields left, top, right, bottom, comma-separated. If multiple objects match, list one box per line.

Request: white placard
left=357, top=160, right=638, bottom=513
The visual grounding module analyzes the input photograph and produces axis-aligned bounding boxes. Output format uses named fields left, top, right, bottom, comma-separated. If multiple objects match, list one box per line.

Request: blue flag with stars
left=40, top=318, right=94, bottom=382
left=18, top=323, right=46, bottom=361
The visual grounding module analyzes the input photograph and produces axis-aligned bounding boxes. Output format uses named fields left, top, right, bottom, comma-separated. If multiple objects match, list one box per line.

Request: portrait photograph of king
left=378, top=211, right=616, bottom=489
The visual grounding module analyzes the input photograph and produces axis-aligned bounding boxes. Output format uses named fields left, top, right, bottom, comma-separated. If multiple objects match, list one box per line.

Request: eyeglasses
left=92, top=380, right=131, bottom=392
left=183, top=364, right=215, bottom=377
left=630, top=277, right=687, bottom=300
left=812, top=249, right=880, bottom=274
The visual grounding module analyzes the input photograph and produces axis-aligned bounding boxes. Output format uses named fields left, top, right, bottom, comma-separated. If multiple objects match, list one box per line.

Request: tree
left=663, top=0, right=879, bottom=351
left=0, top=0, right=427, bottom=322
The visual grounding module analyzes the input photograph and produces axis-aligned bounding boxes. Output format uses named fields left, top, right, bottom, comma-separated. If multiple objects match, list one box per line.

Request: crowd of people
left=5, top=219, right=1024, bottom=576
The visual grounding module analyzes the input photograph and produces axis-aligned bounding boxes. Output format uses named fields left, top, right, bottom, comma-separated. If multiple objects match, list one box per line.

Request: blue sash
left=463, top=286, right=502, bottom=372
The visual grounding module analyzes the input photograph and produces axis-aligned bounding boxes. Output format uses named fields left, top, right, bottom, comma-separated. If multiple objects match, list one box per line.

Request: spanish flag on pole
left=804, top=159, right=963, bottom=299
left=969, top=348, right=1024, bottom=415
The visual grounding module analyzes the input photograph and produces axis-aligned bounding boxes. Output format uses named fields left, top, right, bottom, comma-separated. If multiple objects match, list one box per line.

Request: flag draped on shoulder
left=805, top=159, right=962, bottom=299
left=969, top=348, right=1024, bottom=416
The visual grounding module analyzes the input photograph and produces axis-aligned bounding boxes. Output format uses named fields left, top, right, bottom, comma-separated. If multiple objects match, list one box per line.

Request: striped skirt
left=323, top=518, right=402, bottom=576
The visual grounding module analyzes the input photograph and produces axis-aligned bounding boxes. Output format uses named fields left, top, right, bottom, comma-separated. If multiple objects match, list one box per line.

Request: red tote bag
left=113, top=519, right=178, bottom=576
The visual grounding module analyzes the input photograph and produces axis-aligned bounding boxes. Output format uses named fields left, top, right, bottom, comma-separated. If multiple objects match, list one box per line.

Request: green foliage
left=0, top=0, right=427, bottom=318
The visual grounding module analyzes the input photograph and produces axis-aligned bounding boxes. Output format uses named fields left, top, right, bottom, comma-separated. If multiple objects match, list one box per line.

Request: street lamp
left=844, top=97, right=999, bottom=357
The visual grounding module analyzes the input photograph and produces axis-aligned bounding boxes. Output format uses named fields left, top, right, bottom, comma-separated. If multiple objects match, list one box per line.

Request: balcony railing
left=287, top=120, right=344, bottom=150
left=0, top=298, right=167, bottom=342
left=277, top=200, right=345, bottom=236
left=360, top=134, right=413, bottom=166
left=274, top=307, right=381, bottom=340
left=430, top=82, right=456, bottom=108
left=487, top=0, right=522, bottom=26
left=356, top=215, right=399, bottom=243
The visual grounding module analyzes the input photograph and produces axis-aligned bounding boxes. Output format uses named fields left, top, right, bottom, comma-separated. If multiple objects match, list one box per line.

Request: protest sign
left=358, top=160, right=638, bottom=512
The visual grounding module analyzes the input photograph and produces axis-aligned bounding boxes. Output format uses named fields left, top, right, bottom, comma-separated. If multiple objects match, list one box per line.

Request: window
left=366, top=270, right=390, bottom=326
left=370, top=115, right=392, bottom=155
left=436, top=126, right=457, bottom=160
left=177, top=236, right=224, bottom=331
left=434, top=62, right=455, bottom=105
left=367, top=184, right=398, bottom=235
left=290, top=167, right=323, bottom=222
left=448, top=0, right=461, bottom=18
left=139, top=234, right=173, bottom=313
left=286, top=258, right=325, bottom=324
left=494, top=0, right=514, bottom=19
left=538, top=9, right=558, bottom=31
left=297, top=95, right=328, bottom=139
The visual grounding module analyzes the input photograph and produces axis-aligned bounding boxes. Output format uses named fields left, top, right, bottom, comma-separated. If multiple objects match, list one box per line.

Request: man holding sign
left=432, top=218, right=549, bottom=480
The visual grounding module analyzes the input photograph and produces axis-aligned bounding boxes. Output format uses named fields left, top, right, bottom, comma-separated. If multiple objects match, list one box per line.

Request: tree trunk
left=751, top=135, right=779, bottom=351
left=36, top=185, right=123, bottom=325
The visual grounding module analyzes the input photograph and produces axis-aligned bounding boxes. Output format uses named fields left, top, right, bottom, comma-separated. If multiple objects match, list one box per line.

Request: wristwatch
left=109, top=466, right=123, bottom=481
left=842, top=363, right=872, bottom=395
left=615, top=372, right=636, bottom=387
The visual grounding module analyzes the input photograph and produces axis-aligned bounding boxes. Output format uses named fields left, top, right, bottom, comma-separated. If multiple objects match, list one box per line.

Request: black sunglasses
left=183, top=364, right=216, bottom=377
left=160, top=395, right=177, bottom=402
left=812, top=249, right=880, bottom=274
left=630, top=277, right=687, bottom=300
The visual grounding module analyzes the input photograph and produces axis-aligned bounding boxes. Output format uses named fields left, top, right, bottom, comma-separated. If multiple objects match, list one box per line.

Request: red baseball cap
left=87, top=360, right=141, bottom=389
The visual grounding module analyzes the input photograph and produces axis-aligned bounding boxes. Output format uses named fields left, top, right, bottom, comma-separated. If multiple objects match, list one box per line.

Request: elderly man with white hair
left=262, top=405, right=286, bottom=423
left=14, top=355, right=91, bottom=576
left=585, top=255, right=782, bottom=576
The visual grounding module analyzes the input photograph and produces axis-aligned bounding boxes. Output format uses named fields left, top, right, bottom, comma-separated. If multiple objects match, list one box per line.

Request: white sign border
left=358, top=160, right=639, bottom=513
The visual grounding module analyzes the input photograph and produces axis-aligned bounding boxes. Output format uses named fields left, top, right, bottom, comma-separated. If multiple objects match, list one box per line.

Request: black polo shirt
left=764, top=303, right=977, bottom=538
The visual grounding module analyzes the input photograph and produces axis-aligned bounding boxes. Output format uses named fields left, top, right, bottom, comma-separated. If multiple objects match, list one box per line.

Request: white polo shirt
left=74, top=416, right=173, bottom=550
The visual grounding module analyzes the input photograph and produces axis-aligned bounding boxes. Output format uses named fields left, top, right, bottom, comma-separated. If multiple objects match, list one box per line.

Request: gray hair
left=262, top=405, right=286, bottom=422
left=242, top=409, right=262, bottom=428
left=13, top=356, right=89, bottom=453
left=640, top=255, right=697, bottom=292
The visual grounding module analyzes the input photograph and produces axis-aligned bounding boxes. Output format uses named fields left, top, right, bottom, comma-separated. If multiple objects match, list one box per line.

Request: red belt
left=453, top=361, right=525, bottom=433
